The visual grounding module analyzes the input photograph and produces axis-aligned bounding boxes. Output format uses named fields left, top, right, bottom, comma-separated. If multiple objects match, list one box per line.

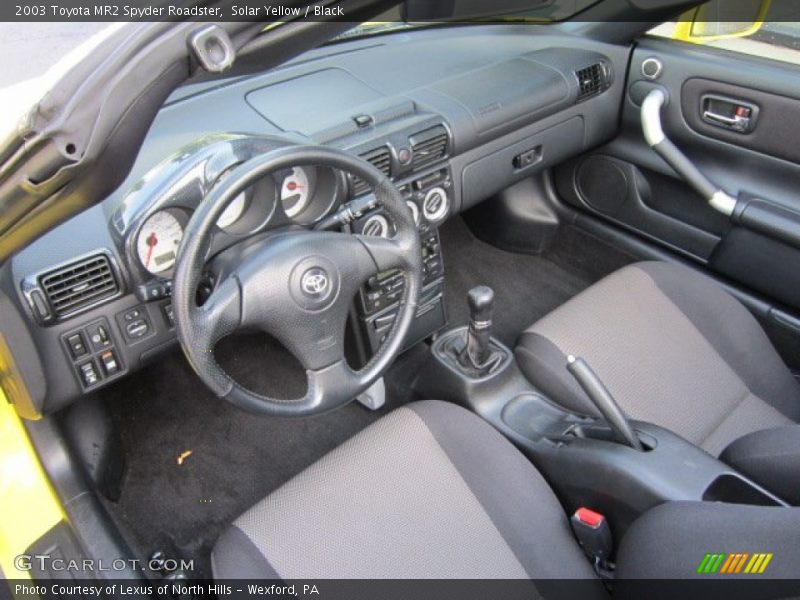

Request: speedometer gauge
left=280, top=167, right=311, bottom=218
left=137, top=211, right=183, bottom=274
left=216, top=192, right=248, bottom=230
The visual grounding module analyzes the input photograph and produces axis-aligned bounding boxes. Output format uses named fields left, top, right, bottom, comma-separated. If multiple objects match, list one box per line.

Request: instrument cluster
left=131, top=164, right=341, bottom=277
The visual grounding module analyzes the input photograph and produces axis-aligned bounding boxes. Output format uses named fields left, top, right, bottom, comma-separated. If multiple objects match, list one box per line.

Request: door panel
left=681, top=78, right=800, bottom=164
left=556, top=36, right=800, bottom=313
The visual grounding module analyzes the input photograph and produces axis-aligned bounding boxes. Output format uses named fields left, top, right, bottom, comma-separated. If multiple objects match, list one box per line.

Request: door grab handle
left=641, top=89, right=737, bottom=217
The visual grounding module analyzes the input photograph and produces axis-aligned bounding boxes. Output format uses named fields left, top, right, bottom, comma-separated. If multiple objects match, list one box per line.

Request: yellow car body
left=0, top=386, right=63, bottom=582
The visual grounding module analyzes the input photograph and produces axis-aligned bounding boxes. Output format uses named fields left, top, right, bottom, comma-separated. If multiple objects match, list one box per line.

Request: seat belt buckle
left=571, top=507, right=614, bottom=578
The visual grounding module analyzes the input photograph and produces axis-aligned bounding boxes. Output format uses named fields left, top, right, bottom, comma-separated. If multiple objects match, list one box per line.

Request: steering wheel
left=172, top=145, right=422, bottom=416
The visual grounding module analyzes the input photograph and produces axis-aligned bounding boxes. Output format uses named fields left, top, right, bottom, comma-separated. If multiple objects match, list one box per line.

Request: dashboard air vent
left=39, top=254, right=119, bottom=318
left=575, top=63, right=609, bottom=102
left=410, top=126, right=449, bottom=170
left=353, top=146, right=392, bottom=196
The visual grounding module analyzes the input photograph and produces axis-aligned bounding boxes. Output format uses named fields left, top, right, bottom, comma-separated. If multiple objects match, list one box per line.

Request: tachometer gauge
left=216, top=192, right=248, bottom=230
left=137, top=211, right=183, bottom=274
left=280, top=167, right=311, bottom=218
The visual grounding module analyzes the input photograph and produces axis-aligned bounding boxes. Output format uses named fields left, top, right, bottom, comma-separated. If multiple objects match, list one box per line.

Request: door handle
left=703, top=110, right=749, bottom=130
left=701, top=94, right=757, bottom=133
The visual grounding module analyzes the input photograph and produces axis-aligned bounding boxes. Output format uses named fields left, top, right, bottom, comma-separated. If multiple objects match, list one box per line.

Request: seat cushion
left=616, top=501, right=800, bottom=583
left=212, top=400, right=602, bottom=584
left=516, top=261, right=799, bottom=456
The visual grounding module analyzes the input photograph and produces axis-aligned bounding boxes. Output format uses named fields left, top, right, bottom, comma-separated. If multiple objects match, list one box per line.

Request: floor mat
left=439, top=218, right=595, bottom=347
left=103, top=335, right=427, bottom=578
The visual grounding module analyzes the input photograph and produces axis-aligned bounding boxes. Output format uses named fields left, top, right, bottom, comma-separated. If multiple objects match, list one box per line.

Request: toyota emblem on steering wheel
left=301, top=267, right=330, bottom=298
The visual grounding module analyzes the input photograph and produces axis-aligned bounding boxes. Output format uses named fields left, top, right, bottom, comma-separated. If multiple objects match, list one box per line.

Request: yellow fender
left=0, top=377, right=64, bottom=582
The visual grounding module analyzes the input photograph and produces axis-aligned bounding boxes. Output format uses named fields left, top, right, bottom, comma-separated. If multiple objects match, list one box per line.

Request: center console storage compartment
left=502, top=393, right=786, bottom=538
left=703, top=474, right=783, bottom=506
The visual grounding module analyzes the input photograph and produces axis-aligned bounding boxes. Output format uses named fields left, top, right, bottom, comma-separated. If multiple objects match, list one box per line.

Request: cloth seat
left=212, top=400, right=602, bottom=584
left=212, top=400, right=800, bottom=594
left=515, top=261, right=800, bottom=457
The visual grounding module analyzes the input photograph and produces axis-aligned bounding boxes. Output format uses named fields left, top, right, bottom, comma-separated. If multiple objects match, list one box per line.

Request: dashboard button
left=78, top=361, right=100, bottom=387
left=123, top=308, right=141, bottom=321
left=162, top=303, right=175, bottom=328
left=126, top=320, right=150, bottom=339
left=67, top=333, right=88, bottom=359
left=87, top=323, right=111, bottom=351
left=100, top=350, right=120, bottom=375
left=30, top=289, right=51, bottom=321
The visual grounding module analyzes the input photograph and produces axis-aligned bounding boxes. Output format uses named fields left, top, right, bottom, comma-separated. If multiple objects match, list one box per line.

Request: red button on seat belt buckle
left=575, top=507, right=604, bottom=529
left=571, top=507, right=613, bottom=576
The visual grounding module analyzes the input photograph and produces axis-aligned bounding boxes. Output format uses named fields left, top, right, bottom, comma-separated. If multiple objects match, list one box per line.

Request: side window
left=649, top=0, right=800, bottom=67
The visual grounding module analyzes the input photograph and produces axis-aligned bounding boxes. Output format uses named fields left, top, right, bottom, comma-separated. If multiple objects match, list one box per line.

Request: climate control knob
left=422, top=187, right=449, bottom=223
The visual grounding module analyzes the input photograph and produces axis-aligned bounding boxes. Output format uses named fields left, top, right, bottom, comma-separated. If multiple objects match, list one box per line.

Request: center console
left=350, top=166, right=453, bottom=361
left=415, top=286, right=788, bottom=543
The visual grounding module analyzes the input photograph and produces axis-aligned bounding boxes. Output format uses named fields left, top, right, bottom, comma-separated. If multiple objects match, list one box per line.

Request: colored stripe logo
left=697, top=553, right=773, bottom=574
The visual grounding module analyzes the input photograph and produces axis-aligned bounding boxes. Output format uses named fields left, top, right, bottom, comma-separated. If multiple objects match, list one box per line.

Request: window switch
left=78, top=361, right=100, bottom=387
left=99, top=350, right=120, bottom=376
left=67, top=333, right=88, bottom=359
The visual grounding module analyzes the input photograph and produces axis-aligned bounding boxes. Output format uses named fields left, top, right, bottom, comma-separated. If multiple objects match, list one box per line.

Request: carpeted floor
left=440, top=218, right=616, bottom=346
left=100, top=216, right=627, bottom=577
left=103, top=334, right=427, bottom=577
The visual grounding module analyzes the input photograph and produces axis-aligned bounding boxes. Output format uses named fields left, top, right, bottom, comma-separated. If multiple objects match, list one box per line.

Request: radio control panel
left=360, top=232, right=443, bottom=315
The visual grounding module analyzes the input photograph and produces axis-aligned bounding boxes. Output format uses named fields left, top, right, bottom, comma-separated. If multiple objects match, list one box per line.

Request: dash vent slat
left=39, top=254, right=119, bottom=318
left=410, top=126, right=449, bottom=170
left=575, top=63, right=609, bottom=102
left=353, top=146, right=392, bottom=196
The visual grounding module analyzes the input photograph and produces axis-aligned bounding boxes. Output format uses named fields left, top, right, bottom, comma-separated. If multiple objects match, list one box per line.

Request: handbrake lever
left=566, top=355, right=643, bottom=451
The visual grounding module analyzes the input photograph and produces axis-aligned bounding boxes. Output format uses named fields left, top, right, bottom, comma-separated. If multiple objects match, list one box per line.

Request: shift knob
left=458, top=286, right=495, bottom=371
left=467, top=286, right=494, bottom=324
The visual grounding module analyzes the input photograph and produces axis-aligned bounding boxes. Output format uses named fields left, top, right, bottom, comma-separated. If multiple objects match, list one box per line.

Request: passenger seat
left=515, top=261, right=800, bottom=504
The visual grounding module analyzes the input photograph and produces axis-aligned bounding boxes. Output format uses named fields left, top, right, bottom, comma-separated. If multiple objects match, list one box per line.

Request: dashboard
left=1, top=24, right=630, bottom=417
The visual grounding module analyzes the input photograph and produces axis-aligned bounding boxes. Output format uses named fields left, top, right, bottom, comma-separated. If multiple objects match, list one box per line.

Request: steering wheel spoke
left=283, top=303, right=350, bottom=373
left=307, top=359, right=364, bottom=411
left=178, top=276, right=242, bottom=396
left=354, top=234, right=411, bottom=275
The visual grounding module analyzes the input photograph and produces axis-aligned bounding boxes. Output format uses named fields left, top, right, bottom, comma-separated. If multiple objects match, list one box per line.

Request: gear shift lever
left=458, top=286, right=495, bottom=371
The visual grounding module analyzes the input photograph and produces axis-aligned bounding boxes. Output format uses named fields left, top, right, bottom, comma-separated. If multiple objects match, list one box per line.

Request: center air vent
left=353, top=146, right=392, bottom=196
left=410, top=125, right=449, bottom=170
left=575, top=63, right=610, bottom=102
left=39, top=254, right=119, bottom=319
left=361, top=213, right=391, bottom=238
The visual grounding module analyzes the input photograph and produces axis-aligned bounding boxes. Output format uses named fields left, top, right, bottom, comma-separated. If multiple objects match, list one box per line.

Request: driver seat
left=211, top=401, right=799, bottom=590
